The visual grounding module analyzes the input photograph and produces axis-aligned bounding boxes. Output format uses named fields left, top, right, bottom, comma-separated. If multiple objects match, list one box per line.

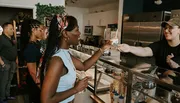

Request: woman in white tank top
left=41, top=14, right=111, bottom=103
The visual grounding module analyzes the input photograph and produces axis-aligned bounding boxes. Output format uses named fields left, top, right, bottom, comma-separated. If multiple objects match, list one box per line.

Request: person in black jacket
left=0, top=22, right=17, bottom=103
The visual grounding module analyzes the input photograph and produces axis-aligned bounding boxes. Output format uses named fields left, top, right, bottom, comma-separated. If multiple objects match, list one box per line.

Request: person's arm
left=24, top=45, right=40, bottom=86
left=0, top=37, right=4, bottom=66
left=71, top=48, right=103, bottom=71
left=16, top=56, right=18, bottom=66
left=41, top=56, right=89, bottom=103
left=71, top=41, right=111, bottom=71
left=27, top=63, right=40, bottom=84
left=0, top=56, right=5, bottom=67
left=117, top=44, right=153, bottom=57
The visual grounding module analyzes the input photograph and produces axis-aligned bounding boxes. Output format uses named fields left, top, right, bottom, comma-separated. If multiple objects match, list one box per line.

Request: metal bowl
left=142, top=81, right=156, bottom=89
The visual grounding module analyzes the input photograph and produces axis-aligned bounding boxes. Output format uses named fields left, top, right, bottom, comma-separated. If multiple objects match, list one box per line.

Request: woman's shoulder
left=48, top=56, right=64, bottom=69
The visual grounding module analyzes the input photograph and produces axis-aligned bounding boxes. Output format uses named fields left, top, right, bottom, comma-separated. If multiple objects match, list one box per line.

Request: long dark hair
left=40, top=15, right=78, bottom=84
left=20, top=19, right=41, bottom=65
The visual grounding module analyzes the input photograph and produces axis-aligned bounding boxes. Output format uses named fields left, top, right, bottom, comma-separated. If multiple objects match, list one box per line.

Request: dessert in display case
left=70, top=46, right=180, bottom=103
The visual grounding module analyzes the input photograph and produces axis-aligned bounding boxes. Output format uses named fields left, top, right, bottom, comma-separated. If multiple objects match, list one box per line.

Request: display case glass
left=70, top=46, right=180, bottom=103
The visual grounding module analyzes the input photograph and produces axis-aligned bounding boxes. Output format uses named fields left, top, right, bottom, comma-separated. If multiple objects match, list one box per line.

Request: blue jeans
left=0, top=64, right=10, bottom=100
left=0, top=57, right=16, bottom=100
left=5, top=61, right=16, bottom=97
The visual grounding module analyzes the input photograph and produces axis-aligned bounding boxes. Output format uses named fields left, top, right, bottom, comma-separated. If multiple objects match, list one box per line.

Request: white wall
left=65, top=6, right=89, bottom=40
left=89, top=2, right=119, bottom=13
left=37, top=0, right=65, bottom=5
left=0, top=0, right=65, bottom=18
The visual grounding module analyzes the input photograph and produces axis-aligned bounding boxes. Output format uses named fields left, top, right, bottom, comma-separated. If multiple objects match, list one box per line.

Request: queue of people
left=0, top=13, right=180, bottom=103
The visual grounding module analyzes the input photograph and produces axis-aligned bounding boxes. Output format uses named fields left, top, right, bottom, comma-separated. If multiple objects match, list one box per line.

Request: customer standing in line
left=40, top=14, right=111, bottom=103
left=20, top=19, right=47, bottom=103
left=0, top=22, right=18, bottom=103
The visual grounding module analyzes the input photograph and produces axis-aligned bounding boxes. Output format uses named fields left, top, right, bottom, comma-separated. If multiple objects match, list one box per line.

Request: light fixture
left=154, top=0, right=162, bottom=5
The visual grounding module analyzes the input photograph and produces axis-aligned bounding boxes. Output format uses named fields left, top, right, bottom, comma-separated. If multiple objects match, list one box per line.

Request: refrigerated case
left=121, top=11, right=171, bottom=67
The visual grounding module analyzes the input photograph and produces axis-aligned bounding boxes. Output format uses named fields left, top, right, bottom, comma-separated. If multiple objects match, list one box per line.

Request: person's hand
left=0, top=57, right=4, bottom=65
left=101, top=40, right=112, bottom=51
left=16, top=58, right=19, bottom=66
left=163, top=70, right=176, bottom=77
left=166, top=53, right=180, bottom=68
left=35, top=78, right=40, bottom=84
left=35, top=78, right=41, bottom=88
left=160, top=76, right=173, bottom=84
left=160, top=70, right=175, bottom=84
left=74, top=77, right=90, bottom=93
left=117, top=44, right=130, bottom=53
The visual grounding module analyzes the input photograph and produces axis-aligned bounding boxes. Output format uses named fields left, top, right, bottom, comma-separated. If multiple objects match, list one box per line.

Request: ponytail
left=40, top=15, right=61, bottom=85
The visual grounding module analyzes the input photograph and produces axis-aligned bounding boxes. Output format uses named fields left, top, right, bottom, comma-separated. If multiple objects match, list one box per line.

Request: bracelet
left=99, top=48, right=103, bottom=54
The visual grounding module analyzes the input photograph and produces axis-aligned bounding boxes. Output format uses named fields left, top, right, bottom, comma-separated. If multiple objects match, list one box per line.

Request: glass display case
left=70, top=46, right=180, bottom=103
left=92, top=58, right=180, bottom=103
left=130, top=65, right=180, bottom=103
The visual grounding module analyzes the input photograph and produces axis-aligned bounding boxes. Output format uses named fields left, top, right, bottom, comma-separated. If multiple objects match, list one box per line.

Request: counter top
left=71, top=49, right=180, bottom=103
left=70, top=47, right=121, bottom=65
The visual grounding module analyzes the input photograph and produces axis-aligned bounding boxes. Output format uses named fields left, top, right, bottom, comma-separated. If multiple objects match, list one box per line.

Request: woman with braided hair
left=40, top=14, right=111, bottom=103
left=20, top=19, right=47, bottom=103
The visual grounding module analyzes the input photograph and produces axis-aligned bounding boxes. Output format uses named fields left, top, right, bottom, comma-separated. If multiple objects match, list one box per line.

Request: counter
left=70, top=47, right=180, bottom=103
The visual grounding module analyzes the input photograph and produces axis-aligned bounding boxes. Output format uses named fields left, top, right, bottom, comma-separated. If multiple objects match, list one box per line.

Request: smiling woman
left=40, top=14, right=111, bottom=103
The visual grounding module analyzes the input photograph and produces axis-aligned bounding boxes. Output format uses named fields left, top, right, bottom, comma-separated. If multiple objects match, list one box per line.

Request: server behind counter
left=117, top=17, right=180, bottom=85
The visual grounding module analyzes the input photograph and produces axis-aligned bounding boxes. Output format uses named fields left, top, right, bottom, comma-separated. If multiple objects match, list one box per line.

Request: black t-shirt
left=24, top=42, right=42, bottom=66
left=149, top=39, right=180, bottom=71
left=23, top=42, right=42, bottom=103
left=149, top=40, right=180, bottom=86
left=0, top=34, right=17, bottom=61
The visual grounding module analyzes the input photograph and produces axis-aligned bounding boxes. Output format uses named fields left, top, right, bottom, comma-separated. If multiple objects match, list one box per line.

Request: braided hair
left=20, top=19, right=42, bottom=65
left=40, top=14, right=78, bottom=84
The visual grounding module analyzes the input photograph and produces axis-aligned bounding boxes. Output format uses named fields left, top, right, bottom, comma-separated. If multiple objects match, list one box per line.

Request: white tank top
left=53, top=49, right=76, bottom=103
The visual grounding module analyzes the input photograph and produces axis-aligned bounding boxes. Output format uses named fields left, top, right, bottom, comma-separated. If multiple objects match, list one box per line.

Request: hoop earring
left=64, top=38, right=67, bottom=41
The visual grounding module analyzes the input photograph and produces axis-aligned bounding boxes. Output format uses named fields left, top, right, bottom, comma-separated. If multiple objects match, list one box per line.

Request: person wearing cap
left=117, top=17, right=180, bottom=84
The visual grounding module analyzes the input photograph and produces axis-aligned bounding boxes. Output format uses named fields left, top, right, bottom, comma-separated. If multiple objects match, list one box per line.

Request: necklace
left=62, top=49, right=76, bottom=71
